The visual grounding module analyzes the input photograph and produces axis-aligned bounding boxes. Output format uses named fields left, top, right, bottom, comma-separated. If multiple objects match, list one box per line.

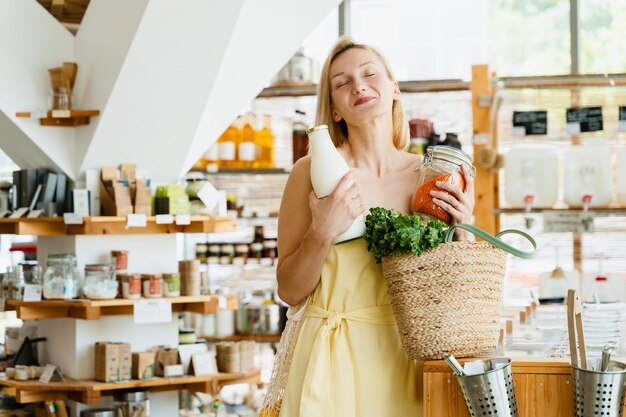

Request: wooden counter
left=423, top=357, right=612, bottom=416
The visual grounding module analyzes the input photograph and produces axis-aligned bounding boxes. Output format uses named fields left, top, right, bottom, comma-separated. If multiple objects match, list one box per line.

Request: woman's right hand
left=308, top=171, right=366, bottom=242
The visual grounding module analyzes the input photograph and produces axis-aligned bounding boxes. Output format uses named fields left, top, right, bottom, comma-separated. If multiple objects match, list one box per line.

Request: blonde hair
left=315, top=36, right=409, bottom=149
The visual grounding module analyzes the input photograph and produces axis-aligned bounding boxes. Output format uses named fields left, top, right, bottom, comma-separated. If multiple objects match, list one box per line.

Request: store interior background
left=0, top=0, right=626, bottom=414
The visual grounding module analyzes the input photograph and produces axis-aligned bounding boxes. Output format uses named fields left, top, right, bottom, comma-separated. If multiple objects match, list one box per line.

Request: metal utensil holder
left=572, top=361, right=626, bottom=417
left=455, top=359, right=518, bottom=417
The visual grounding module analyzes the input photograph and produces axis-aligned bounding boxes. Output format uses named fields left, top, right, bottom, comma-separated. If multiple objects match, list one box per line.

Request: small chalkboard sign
left=566, top=106, right=603, bottom=133
left=513, top=111, right=548, bottom=135
left=619, top=106, right=626, bottom=132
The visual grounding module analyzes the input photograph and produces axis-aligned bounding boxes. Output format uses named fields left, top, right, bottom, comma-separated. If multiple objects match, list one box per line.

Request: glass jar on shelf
left=410, top=145, right=475, bottom=225
left=114, top=390, right=150, bottom=417
left=83, top=264, right=118, bottom=300
left=43, top=254, right=81, bottom=300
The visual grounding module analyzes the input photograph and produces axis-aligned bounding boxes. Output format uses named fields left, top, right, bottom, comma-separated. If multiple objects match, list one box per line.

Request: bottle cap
left=306, top=125, right=328, bottom=135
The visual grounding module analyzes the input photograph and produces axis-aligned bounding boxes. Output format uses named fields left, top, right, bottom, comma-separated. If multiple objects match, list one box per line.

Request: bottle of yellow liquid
left=254, top=115, right=275, bottom=168
left=239, top=114, right=257, bottom=169
left=218, top=118, right=242, bottom=169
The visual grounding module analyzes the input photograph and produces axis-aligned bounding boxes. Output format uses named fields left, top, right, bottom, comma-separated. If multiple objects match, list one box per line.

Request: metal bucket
left=455, top=359, right=518, bottom=417
left=572, top=361, right=626, bottom=417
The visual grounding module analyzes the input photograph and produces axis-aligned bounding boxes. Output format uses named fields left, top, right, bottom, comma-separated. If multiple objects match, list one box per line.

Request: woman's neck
left=342, top=114, right=400, bottom=177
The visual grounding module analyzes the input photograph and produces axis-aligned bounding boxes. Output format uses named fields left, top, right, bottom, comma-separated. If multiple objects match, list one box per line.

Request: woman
left=274, top=36, right=474, bottom=417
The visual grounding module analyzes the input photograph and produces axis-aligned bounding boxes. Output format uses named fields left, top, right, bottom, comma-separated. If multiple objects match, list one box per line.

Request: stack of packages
left=215, top=341, right=255, bottom=373
left=178, top=260, right=201, bottom=296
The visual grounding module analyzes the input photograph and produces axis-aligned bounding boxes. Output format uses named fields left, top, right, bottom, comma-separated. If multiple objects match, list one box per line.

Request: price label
left=544, top=211, right=593, bottom=233
left=566, top=106, right=603, bottom=133
left=567, top=122, right=581, bottom=135
left=196, top=182, right=221, bottom=211
left=156, top=214, right=174, bottom=224
left=218, top=296, right=227, bottom=310
left=512, top=126, right=526, bottom=137
left=27, top=209, right=43, bottom=219
left=50, top=110, right=71, bottom=118
left=10, top=208, right=29, bottom=219
left=63, top=212, right=84, bottom=225
left=134, top=299, right=173, bottom=324
left=39, top=364, right=63, bottom=383
left=175, top=214, right=191, bottom=226
left=23, top=284, right=43, bottom=302
left=513, top=111, right=548, bottom=135
left=126, top=214, right=147, bottom=228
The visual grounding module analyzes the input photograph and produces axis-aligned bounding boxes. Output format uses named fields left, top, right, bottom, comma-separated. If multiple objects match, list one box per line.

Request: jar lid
left=47, top=254, right=77, bottom=266
left=114, top=390, right=148, bottom=402
left=429, top=145, right=475, bottom=175
left=306, top=124, right=327, bottom=135
left=85, top=263, right=114, bottom=272
left=80, top=408, right=116, bottom=417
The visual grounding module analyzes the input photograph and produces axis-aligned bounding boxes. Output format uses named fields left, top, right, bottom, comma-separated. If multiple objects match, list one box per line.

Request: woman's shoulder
left=286, top=155, right=312, bottom=185
left=399, top=151, right=424, bottom=170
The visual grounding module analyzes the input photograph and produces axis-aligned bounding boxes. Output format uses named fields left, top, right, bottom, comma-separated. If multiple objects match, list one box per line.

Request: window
left=349, top=0, right=571, bottom=79
left=580, top=0, right=626, bottom=74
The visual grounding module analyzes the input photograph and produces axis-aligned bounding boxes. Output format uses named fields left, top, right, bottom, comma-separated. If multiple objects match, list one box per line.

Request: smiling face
left=328, top=47, right=400, bottom=127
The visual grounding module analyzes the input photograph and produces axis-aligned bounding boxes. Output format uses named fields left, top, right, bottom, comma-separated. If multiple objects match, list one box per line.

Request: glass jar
left=83, top=264, right=118, bottom=300
left=410, top=145, right=475, bottom=224
left=142, top=274, right=163, bottom=298
left=43, top=254, right=81, bottom=300
left=114, top=390, right=149, bottom=417
left=120, top=274, right=142, bottom=299
left=163, top=273, right=180, bottom=297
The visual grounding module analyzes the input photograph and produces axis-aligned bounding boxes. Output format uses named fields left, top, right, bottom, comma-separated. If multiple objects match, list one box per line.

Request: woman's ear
left=392, top=81, right=400, bottom=100
left=332, top=109, right=342, bottom=122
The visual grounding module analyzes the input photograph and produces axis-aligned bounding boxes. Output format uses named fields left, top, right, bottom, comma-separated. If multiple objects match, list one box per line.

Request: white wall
left=0, top=0, right=341, bottom=183
left=0, top=0, right=75, bottom=175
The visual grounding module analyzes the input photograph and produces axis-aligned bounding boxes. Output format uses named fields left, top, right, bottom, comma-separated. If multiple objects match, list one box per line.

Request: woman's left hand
left=429, top=164, right=475, bottom=241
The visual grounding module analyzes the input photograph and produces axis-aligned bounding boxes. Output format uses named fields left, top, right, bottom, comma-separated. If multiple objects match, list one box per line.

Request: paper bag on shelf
left=154, top=347, right=179, bottom=377
left=100, top=167, right=133, bottom=216
left=94, top=342, right=119, bottom=382
left=132, top=351, right=156, bottom=380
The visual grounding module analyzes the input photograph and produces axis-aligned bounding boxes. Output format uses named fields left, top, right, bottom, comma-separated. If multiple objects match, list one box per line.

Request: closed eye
left=336, top=81, right=350, bottom=88
left=365, top=73, right=376, bottom=77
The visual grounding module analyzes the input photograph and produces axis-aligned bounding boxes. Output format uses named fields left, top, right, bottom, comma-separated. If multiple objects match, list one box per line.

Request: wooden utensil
left=567, top=289, right=588, bottom=369
left=62, top=62, right=78, bottom=90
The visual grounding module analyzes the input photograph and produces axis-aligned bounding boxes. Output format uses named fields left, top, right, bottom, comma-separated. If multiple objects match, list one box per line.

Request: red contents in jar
left=411, top=172, right=466, bottom=224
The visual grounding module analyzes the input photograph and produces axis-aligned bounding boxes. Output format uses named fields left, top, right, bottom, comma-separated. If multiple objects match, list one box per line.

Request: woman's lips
left=354, top=96, right=375, bottom=106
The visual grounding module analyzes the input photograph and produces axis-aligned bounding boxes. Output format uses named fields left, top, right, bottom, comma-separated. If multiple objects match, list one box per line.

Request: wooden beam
left=471, top=65, right=499, bottom=235
left=51, top=0, right=65, bottom=17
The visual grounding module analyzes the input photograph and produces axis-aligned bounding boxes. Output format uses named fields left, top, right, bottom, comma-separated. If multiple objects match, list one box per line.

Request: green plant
left=364, top=207, right=449, bottom=263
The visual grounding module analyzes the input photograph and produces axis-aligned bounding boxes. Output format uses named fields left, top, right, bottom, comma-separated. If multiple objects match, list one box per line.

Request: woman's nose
left=352, top=82, right=366, bottom=94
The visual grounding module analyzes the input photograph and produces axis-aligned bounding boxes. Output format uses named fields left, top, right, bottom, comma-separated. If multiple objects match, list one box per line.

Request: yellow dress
left=279, top=238, right=423, bottom=417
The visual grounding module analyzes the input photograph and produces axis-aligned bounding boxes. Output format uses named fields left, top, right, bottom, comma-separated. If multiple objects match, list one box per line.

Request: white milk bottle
left=307, top=125, right=365, bottom=244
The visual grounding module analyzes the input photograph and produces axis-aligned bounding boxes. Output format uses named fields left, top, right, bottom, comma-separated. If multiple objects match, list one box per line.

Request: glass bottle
left=307, top=125, right=365, bottom=244
left=254, top=115, right=275, bottom=168
left=249, top=226, right=265, bottom=264
left=292, top=110, right=309, bottom=164
left=43, top=254, right=81, bottom=300
left=239, top=114, right=257, bottom=169
left=411, top=145, right=475, bottom=224
left=218, top=119, right=241, bottom=169
left=11, top=265, right=25, bottom=301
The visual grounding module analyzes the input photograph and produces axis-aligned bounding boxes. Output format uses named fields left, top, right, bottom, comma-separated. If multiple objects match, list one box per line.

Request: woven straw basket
left=380, top=224, right=535, bottom=360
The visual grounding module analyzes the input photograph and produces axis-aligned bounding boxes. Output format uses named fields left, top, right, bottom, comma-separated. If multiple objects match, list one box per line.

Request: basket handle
left=444, top=224, right=537, bottom=259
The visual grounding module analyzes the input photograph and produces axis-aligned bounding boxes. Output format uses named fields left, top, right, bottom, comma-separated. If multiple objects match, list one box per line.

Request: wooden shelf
left=201, top=333, right=282, bottom=344
left=255, top=79, right=469, bottom=98
left=495, top=207, right=626, bottom=215
left=0, top=216, right=235, bottom=236
left=16, top=110, right=100, bottom=127
left=5, top=295, right=238, bottom=320
left=0, top=370, right=261, bottom=405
